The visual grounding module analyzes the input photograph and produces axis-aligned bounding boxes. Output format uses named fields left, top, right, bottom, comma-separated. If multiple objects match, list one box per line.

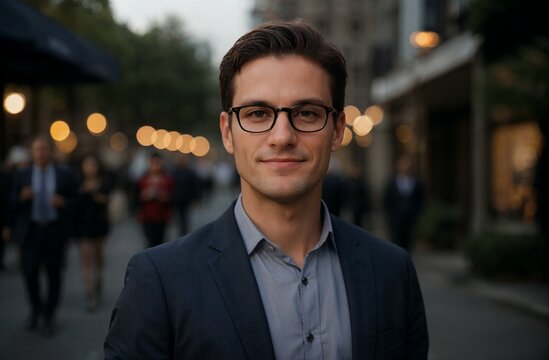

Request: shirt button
left=306, top=332, right=315, bottom=343
left=301, top=277, right=309, bottom=286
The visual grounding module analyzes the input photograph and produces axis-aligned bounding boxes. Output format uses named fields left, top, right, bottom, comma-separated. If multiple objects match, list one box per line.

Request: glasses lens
left=238, top=106, right=275, bottom=132
left=290, top=104, right=328, bottom=132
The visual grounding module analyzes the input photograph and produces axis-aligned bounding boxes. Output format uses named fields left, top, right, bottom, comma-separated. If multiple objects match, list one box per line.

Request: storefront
left=371, top=33, right=543, bottom=240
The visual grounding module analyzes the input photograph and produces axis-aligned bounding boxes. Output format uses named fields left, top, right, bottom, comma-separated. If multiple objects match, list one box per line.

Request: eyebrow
left=236, top=98, right=330, bottom=107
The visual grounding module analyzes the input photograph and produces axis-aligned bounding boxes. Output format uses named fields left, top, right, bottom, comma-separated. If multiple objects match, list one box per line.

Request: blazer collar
left=206, top=204, right=276, bottom=360
left=332, top=216, right=377, bottom=359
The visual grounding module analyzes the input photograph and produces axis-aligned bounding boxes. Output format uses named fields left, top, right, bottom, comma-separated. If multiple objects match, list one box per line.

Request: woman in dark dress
left=74, top=155, right=110, bottom=310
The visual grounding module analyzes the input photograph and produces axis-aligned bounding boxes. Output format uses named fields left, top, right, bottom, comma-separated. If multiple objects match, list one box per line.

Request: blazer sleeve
left=104, top=252, right=173, bottom=360
left=405, top=256, right=429, bottom=360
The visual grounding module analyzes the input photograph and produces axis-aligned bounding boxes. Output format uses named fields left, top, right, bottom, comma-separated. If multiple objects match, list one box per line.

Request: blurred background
left=0, top=0, right=548, bottom=359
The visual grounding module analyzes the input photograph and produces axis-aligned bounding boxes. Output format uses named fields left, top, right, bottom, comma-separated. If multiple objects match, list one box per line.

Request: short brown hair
left=219, top=20, right=347, bottom=112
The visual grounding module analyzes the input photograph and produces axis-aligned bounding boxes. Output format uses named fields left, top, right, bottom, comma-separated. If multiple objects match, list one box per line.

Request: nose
left=267, top=111, right=297, bottom=148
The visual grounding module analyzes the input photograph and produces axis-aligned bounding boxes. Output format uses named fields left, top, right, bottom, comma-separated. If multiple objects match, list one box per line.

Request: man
left=384, top=155, right=425, bottom=252
left=171, top=153, right=200, bottom=236
left=0, top=167, right=9, bottom=270
left=10, top=136, right=76, bottom=336
left=105, top=21, right=429, bottom=359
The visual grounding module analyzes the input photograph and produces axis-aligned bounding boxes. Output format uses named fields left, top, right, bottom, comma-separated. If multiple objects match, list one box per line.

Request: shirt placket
left=300, top=253, right=322, bottom=360
left=37, top=169, right=50, bottom=222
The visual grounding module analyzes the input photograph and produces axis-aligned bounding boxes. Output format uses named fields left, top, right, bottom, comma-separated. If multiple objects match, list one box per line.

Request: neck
left=241, top=190, right=323, bottom=267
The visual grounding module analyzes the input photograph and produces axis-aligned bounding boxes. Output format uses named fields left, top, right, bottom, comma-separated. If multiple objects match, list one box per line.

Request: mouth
left=260, top=158, right=305, bottom=169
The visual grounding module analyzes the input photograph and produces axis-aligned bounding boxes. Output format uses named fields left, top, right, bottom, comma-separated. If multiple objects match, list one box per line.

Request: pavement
left=1, top=186, right=548, bottom=359
left=413, top=249, right=549, bottom=319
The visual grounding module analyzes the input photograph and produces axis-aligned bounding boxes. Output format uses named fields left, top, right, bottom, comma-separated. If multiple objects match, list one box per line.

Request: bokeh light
left=365, top=105, right=384, bottom=125
left=55, top=131, right=78, bottom=154
left=396, top=124, right=414, bottom=144
left=110, top=132, right=128, bottom=152
left=352, top=115, right=373, bottom=136
left=410, top=31, right=440, bottom=49
left=166, top=131, right=181, bottom=151
left=50, top=120, right=70, bottom=142
left=177, top=134, right=193, bottom=154
left=4, top=92, right=26, bottom=115
left=136, top=126, right=156, bottom=146
left=344, top=105, right=361, bottom=126
left=190, top=136, right=210, bottom=157
left=356, top=133, right=373, bottom=148
left=341, top=127, right=353, bottom=147
left=87, top=113, right=107, bottom=135
left=153, top=129, right=170, bottom=149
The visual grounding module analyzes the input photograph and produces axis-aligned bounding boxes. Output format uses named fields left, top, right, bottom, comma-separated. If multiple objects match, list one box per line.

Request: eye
left=242, top=107, right=272, bottom=119
left=251, top=110, right=268, bottom=118
left=296, top=110, right=317, bottom=117
left=292, top=105, right=323, bottom=120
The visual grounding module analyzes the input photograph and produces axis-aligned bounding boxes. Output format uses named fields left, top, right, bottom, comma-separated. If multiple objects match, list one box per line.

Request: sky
left=109, top=0, right=253, bottom=63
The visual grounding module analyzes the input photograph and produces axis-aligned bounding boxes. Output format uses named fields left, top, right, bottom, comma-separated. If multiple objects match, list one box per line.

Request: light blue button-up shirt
left=234, top=195, right=352, bottom=360
left=31, top=164, right=57, bottom=222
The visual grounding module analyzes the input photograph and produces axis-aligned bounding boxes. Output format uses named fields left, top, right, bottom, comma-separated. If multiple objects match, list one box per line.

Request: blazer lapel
left=206, top=206, right=276, bottom=360
left=332, top=217, right=377, bottom=359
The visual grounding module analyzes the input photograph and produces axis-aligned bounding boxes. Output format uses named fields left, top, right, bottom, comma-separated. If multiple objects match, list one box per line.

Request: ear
left=220, top=112, right=234, bottom=154
left=331, top=111, right=346, bottom=152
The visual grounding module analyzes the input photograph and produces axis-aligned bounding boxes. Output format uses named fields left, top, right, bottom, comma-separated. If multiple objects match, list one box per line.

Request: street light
left=409, top=31, right=440, bottom=49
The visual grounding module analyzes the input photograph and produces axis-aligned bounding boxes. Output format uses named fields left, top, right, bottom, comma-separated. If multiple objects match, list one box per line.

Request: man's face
left=31, top=139, right=52, bottom=168
left=149, top=157, right=163, bottom=173
left=220, top=55, right=345, bottom=204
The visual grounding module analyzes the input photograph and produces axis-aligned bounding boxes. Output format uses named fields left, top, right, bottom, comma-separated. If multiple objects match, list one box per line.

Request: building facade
left=250, top=0, right=543, bottom=241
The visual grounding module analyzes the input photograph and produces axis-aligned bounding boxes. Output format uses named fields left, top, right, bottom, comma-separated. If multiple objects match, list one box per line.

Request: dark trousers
left=177, top=205, right=190, bottom=236
left=0, top=234, right=5, bottom=268
left=142, top=222, right=167, bottom=248
left=20, top=222, right=65, bottom=319
left=389, top=219, right=414, bottom=252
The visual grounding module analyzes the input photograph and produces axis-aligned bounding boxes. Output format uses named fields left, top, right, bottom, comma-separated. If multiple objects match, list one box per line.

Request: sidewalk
left=413, top=250, right=549, bottom=319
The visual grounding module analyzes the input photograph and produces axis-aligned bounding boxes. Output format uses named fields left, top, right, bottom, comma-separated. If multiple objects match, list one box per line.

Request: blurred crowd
left=0, top=136, right=425, bottom=338
left=0, top=136, right=235, bottom=337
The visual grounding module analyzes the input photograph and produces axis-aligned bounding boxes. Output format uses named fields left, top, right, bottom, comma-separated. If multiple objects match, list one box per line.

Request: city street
left=417, top=265, right=549, bottom=360
left=1, top=188, right=548, bottom=360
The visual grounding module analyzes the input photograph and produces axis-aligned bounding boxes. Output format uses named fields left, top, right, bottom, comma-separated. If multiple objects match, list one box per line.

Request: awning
left=0, top=0, right=119, bottom=84
left=371, top=33, right=480, bottom=104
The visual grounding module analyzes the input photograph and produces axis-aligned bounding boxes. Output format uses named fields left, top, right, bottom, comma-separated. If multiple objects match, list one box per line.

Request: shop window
left=491, top=122, right=542, bottom=223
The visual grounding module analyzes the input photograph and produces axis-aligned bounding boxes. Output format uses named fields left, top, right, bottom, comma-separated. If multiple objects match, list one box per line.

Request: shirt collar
left=233, top=194, right=336, bottom=256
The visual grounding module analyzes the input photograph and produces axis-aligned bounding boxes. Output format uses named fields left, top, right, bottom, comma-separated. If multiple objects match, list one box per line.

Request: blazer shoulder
left=139, top=218, right=221, bottom=267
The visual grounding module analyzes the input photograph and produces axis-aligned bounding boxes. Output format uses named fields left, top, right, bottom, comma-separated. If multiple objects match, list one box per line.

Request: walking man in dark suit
left=384, top=155, right=425, bottom=252
left=105, top=20, right=429, bottom=359
left=10, top=136, right=76, bottom=336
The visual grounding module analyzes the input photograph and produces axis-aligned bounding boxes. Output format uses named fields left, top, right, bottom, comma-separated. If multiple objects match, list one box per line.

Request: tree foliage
left=22, top=0, right=219, bottom=134
left=469, top=0, right=549, bottom=61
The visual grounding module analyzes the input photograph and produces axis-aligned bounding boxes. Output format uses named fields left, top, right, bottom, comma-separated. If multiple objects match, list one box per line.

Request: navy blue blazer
left=10, top=164, right=76, bottom=245
left=105, top=204, right=428, bottom=359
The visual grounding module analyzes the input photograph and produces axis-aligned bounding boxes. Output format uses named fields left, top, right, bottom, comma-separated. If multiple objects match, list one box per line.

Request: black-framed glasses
left=228, top=103, right=337, bottom=133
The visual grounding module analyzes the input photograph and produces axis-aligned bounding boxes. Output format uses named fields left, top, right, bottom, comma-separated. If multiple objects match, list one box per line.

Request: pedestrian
left=0, top=166, right=9, bottom=270
left=322, top=159, right=347, bottom=216
left=105, top=20, right=428, bottom=359
left=73, top=155, right=111, bottom=311
left=384, top=154, right=425, bottom=252
left=346, top=164, right=372, bottom=227
left=171, top=153, right=200, bottom=236
left=10, top=136, right=76, bottom=336
left=137, top=153, right=174, bottom=247
left=1, top=145, right=31, bottom=269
